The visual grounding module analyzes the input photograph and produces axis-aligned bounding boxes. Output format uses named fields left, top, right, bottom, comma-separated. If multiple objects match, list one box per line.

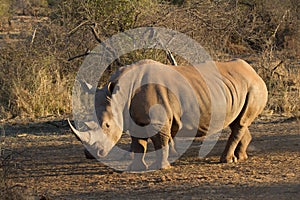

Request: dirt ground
left=1, top=116, right=299, bottom=200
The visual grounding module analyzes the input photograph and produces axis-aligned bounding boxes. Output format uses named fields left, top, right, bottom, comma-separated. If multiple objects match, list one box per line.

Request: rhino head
left=68, top=81, right=123, bottom=158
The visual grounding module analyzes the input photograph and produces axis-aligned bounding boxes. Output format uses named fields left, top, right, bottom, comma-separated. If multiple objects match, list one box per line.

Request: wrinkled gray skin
left=69, top=59, right=268, bottom=171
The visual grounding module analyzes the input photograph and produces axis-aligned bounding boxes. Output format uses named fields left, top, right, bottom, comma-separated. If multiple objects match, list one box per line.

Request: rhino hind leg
left=221, top=88, right=266, bottom=163
left=221, top=124, right=252, bottom=163
left=220, top=124, right=244, bottom=163
left=234, top=128, right=252, bottom=161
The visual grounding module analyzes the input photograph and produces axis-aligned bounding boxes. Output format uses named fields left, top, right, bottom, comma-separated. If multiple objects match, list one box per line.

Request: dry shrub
left=256, top=56, right=300, bottom=117
left=0, top=23, right=75, bottom=120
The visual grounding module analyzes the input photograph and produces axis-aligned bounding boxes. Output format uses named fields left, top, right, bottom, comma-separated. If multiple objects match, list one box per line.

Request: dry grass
left=12, top=67, right=71, bottom=118
left=258, top=60, right=300, bottom=117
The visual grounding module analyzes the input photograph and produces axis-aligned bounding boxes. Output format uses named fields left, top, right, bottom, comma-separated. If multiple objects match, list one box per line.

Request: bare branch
left=90, top=23, right=103, bottom=44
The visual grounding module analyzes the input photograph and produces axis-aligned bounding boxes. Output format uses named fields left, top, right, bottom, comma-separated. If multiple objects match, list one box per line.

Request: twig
left=30, top=28, right=37, bottom=47
left=271, top=60, right=284, bottom=76
left=67, top=22, right=121, bottom=67
left=89, top=23, right=122, bottom=67
left=150, top=28, right=178, bottom=66
left=272, top=60, right=284, bottom=71
left=68, top=49, right=90, bottom=61
left=166, top=49, right=177, bottom=66
left=270, top=10, right=289, bottom=39
left=68, top=49, right=108, bottom=61
left=260, top=62, right=285, bottom=78
left=68, top=20, right=91, bottom=36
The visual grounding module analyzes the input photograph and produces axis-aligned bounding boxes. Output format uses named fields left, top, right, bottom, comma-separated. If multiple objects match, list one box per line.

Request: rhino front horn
left=67, top=119, right=90, bottom=143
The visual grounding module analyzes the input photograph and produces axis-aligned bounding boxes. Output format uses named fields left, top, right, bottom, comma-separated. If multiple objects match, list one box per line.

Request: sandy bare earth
left=1, top=117, right=299, bottom=200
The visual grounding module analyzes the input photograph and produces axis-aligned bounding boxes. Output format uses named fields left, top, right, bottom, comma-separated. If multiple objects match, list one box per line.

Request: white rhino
left=69, top=59, right=268, bottom=171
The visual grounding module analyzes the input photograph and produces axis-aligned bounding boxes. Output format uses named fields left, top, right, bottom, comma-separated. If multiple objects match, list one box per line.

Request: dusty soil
left=1, top=117, right=299, bottom=200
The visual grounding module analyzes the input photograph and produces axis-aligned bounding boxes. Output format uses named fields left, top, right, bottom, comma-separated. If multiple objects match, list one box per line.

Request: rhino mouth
left=83, top=147, right=107, bottom=159
left=87, top=142, right=108, bottom=158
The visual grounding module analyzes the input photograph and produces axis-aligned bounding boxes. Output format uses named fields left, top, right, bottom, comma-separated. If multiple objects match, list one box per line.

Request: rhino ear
left=107, top=82, right=116, bottom=95
left=84, top=121, right=99, bottom=130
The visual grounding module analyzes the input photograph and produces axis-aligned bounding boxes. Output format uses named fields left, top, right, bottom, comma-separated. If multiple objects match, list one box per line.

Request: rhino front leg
left=149, top=133, right=171, bottom=170
left=127, top=137, right=148, bottom=171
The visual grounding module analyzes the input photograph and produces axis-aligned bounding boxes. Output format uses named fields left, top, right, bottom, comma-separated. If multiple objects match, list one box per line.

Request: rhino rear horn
left=67, top=119, right=90, bottom=143
left=84, top=121, right=99, bottom=130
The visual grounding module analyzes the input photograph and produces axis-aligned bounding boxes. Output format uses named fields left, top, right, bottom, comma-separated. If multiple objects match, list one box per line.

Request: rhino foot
left=127, top=161, right=148, bottom=172
left=220, top=154, right=238, bottom=163
left=149, top=161, right=171, bottom=170
left=169, top=148, right=179, bottom=157
left=235, top=152, right=248, bottom=161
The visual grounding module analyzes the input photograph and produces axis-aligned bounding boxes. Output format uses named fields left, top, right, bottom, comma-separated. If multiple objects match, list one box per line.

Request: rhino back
left=110, top=59, right=266, bottom=136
